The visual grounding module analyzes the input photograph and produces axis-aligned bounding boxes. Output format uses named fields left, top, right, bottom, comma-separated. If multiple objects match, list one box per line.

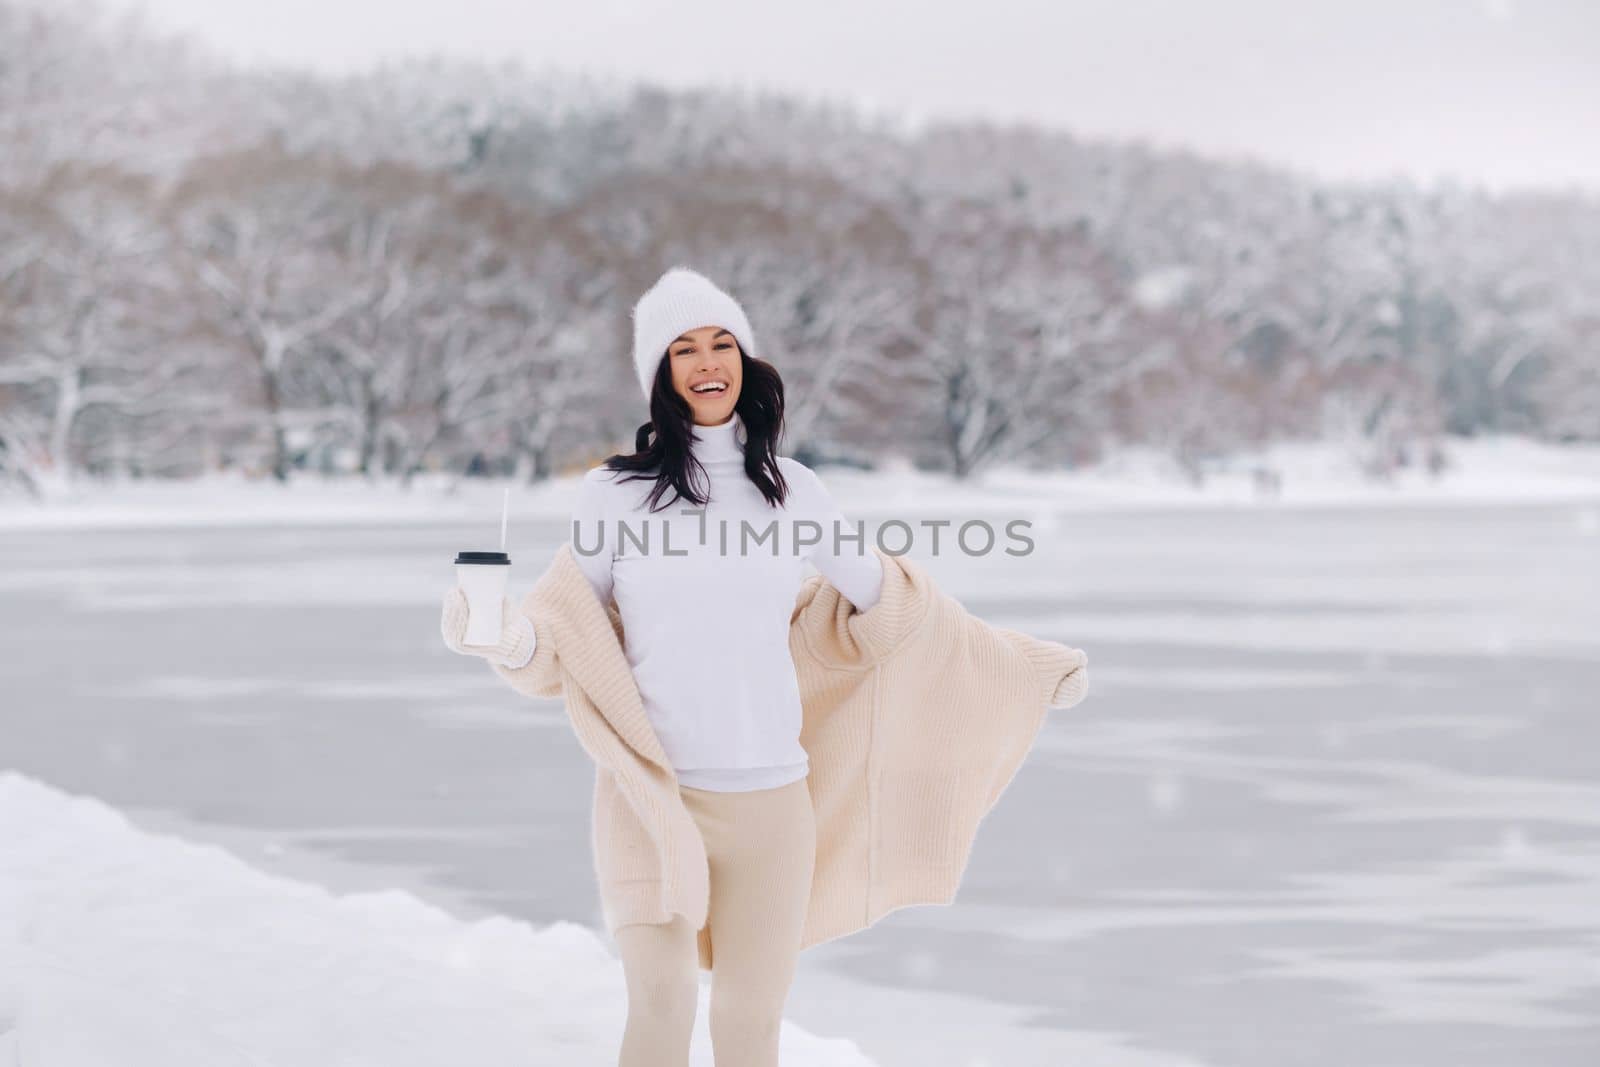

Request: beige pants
left=613, top=776, right=817, bottom=1067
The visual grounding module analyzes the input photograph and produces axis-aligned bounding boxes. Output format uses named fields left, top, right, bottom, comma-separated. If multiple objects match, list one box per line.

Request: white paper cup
left=454, top=551, right=510, bottom=645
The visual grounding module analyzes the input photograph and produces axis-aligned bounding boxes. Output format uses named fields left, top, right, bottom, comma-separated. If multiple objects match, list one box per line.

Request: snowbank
left=0, top=771, right=875, bottom=1067
left=2, top=434, right=1597, bottom=532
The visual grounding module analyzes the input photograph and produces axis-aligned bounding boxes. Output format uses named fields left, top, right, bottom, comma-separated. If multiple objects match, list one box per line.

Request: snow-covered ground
left=3, top=433, right=1599, bottom=1065
left=3, top=433, right=1598, bottom=532
left=0, top=771, right=881, bottom=1067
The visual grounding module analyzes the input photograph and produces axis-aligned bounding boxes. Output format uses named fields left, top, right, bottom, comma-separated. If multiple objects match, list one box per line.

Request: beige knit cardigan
left=488, top=541, right=1089, bottom=973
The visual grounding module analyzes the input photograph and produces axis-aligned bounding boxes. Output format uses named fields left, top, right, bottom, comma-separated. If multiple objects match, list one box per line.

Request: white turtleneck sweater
left=561, top=413, right=883, bottom=792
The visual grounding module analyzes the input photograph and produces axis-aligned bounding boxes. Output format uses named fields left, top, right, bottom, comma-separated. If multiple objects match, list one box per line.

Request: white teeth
left=692, top=382, right=726, bottom=393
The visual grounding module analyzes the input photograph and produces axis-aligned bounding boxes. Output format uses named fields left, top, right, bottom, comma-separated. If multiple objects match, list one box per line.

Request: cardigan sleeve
left=994, top=627, right=1090, bottom=709
left=488, top=591, right=566, bottom=699
left=797, top=545, right=929, bottom=668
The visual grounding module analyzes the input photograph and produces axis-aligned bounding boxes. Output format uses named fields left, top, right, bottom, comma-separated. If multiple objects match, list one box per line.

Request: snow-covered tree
left=164, top=149, right=372, bottom=481
left=0, top=167, right=209, bottom=494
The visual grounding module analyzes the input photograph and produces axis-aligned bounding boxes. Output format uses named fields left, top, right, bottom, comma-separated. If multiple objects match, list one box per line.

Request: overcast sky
left=115, top=0, right=1600, bottom=194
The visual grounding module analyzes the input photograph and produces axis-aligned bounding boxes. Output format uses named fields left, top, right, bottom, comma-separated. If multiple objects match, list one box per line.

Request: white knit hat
left=630, top=266, right=758, bottom=399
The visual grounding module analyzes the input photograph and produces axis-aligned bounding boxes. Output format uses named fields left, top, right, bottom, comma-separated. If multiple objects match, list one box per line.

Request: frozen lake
left=3, top=499, right=1598, bottom=1066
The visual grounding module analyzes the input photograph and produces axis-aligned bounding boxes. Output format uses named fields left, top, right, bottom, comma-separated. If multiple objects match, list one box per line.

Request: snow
left=1131, top=265, right=1194, bottom=311
left=0, top=770, right=876, bottom=1066
left=2, top=433, right=1598, bottom=533
left=3, top=432, right=1598, bottom=1065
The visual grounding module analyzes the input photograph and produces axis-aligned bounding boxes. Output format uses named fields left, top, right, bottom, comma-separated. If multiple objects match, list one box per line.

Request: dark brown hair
left=601, top=344, right=791, bottom=512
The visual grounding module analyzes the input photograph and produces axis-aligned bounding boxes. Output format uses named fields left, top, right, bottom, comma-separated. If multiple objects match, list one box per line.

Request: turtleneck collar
left=689, top=412, right=747, bottom=464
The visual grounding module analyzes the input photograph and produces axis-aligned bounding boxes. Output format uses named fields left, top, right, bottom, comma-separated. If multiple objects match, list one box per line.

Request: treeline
left=0, top=0, right=1596, bottom=496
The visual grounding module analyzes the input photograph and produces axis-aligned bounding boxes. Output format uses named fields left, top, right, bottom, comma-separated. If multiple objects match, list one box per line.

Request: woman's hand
left=439, top=587, right=538, bottom=669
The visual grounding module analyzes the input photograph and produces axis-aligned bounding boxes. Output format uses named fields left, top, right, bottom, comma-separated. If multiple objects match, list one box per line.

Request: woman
left=442, top=265, right=884, bottom=1067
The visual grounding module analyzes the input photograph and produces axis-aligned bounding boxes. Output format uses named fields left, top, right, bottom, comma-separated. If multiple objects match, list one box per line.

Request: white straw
left=500, top=487, right=509, bottom=552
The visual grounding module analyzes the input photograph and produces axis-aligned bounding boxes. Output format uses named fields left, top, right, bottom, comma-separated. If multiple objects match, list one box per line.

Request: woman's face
left=667, top=325, right=742, bottom=425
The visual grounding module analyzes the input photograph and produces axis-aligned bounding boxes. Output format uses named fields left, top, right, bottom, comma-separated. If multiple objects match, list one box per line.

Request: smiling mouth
left=690, top=382, right=728, bottom=395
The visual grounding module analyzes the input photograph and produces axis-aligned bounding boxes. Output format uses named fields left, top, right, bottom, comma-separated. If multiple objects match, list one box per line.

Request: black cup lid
left=455, top=551, right=510, bottom=565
